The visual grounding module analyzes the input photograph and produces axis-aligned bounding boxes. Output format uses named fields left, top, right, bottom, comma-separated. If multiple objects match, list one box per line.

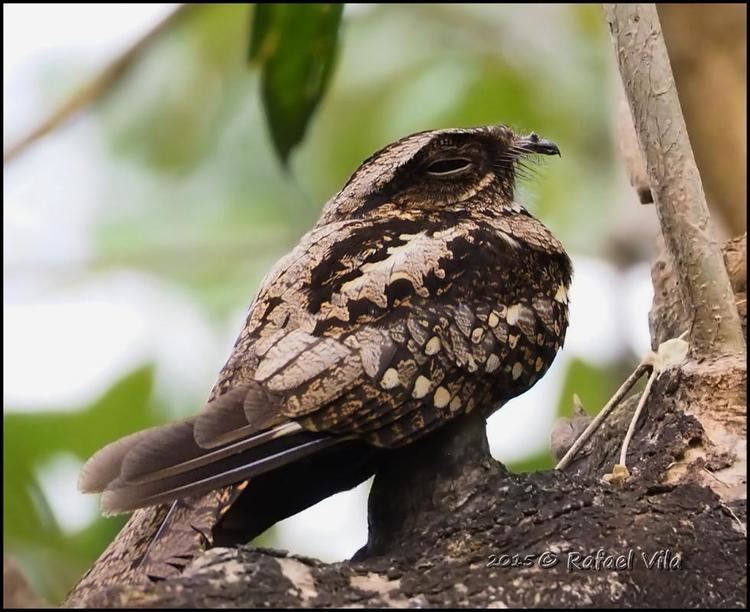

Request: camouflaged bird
left=71, top=125, right=571, bottom=595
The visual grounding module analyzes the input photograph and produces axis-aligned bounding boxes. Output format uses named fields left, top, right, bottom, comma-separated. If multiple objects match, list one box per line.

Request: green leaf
left=250, top=4, right=344, bottom=164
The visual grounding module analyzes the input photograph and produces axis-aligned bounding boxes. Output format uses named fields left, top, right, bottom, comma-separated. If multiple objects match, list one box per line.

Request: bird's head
left=318, top=125, right=560, bottom=225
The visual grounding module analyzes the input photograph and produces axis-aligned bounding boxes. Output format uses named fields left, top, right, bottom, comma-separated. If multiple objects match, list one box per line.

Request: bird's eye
left=425, top=158, right=473, bottom=176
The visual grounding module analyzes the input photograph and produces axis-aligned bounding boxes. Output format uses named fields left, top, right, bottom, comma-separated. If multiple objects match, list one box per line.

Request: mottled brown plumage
left=73, top=125, right=571, bottom=593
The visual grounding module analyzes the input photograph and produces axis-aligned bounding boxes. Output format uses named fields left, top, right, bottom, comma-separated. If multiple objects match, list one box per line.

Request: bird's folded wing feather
left=79, top=217, right=498, bottom=514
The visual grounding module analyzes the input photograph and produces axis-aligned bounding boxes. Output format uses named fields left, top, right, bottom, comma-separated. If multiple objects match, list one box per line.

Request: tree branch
left=3, top=4, right=192, bottom=165
left=603, top=3, right=745, bottom=360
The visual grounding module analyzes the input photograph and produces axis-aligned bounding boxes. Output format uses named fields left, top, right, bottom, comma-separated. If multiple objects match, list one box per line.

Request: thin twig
left=603, top=4, right=745, bottom=359
left=555, top=361, right=651, bottom=471
left=618, top=368, right=657, bottom=466
left=719, top=502, right=747, bottom=538
left=3, top=4, right=192, bottom=164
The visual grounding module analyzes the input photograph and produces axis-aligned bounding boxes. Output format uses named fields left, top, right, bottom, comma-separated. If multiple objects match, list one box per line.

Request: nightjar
left=79, top=125, right=571, bottom=578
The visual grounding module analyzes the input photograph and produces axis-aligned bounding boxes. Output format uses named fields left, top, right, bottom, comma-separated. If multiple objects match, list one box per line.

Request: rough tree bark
left=63, top=4, right=746, bottom=608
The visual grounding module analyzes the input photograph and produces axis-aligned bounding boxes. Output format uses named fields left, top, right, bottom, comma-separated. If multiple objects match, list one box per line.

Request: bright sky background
left=3, top=3, right=653, bottom=562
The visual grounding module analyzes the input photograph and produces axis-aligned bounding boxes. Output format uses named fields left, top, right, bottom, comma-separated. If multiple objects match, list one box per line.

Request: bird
left=77, top=124, right=572, bottom=583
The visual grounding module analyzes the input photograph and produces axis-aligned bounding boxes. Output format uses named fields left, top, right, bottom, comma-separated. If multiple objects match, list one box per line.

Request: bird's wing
left=80, top=216, right=514, bottom=514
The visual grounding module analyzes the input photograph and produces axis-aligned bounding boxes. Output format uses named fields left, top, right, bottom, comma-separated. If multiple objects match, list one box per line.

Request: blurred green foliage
left=94, top=3, right=618, bottom=320
left=4, top=3, right=638, bottom=604
left=4, top=367, right=158, bottom=602
left=103, top=5, right=252, bottom=171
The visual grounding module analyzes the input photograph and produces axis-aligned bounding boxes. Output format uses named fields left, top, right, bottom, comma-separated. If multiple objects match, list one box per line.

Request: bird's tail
left=79, top=417, right=347, bottom=515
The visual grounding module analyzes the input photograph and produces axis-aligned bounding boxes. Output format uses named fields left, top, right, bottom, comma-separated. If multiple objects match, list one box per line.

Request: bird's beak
left=515, top=133, right=561, bottom=157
